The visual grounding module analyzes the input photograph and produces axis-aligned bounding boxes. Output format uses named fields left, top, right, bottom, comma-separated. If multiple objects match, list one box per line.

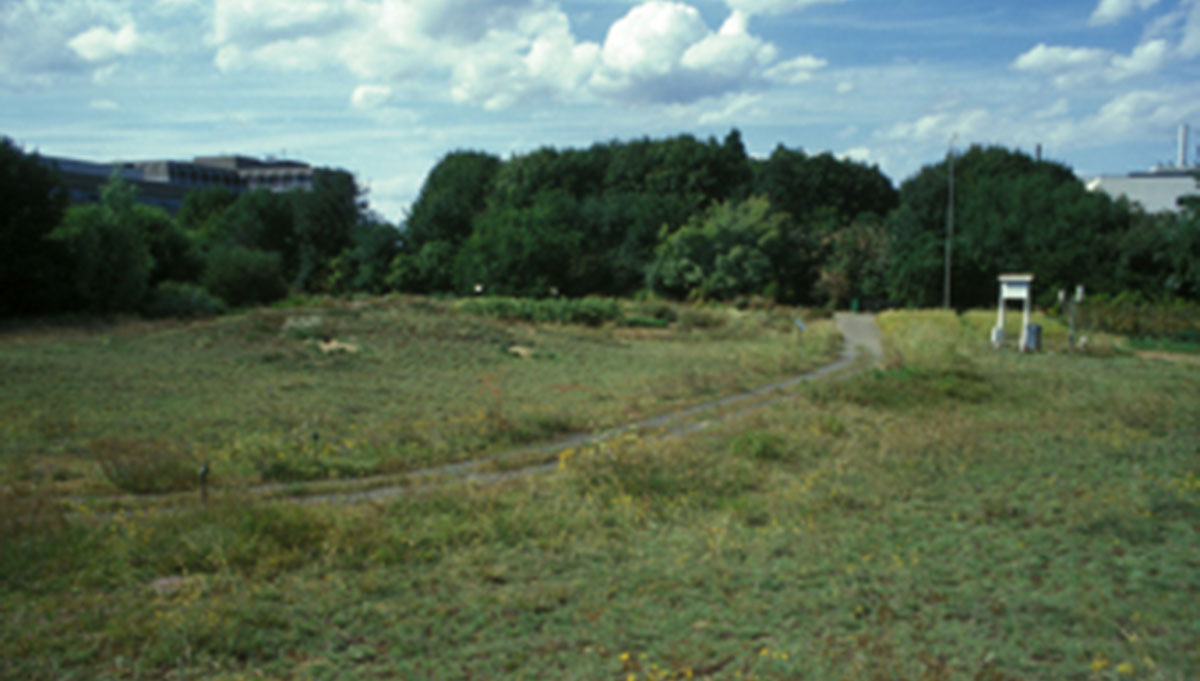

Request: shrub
left=677, top=307, right=728, bottom=330
left=202, top=245, right=288, bottom=308
left=142, top=281, right=226, bottom=318
left=1078, top=293, right=1200, bottom=339
left=92, top=437, right=200, bottom=494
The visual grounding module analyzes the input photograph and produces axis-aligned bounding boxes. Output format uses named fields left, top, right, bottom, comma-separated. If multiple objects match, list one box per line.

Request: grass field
left=2, top=304, right=1198, bottom=680
left=0, top=296, right=836, bottom=496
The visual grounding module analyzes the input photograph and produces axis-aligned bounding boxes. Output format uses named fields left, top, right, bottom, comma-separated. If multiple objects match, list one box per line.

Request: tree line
left=2, top=132, right=1198, bottom=319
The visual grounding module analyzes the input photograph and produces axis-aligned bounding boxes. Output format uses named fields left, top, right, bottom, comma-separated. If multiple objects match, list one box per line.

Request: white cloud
left=89, top=98, right=120, bottom=110
left=68, top=22, right=140, bottom=62
left=1110, top=38, right=1169, bottom=76
left=212, top=0, right=353, bottom=48
left=764, top=54, right=827, bottom=84
left=590, top=2, right=782, bottom=104
left=724, top=0, right=845, bottom=17
left=350, top=84, right=394, bottom=110
left=1012, top=43, right=1108, bottom=72
left=597, top=2, right=708, bottom=77
left=697, top=92, right=762, bottom=124
left=1013, top=38, right=1172, bottom=87
left=1088, top=0, right=1160, bottom=26
left=1034, top=97, right=1070, bottom=119
left=1170, top=0, right=1200, bottom=57
left=836, top=80, right=854, bottom=94
left=880, top=109, right=993, bottom=144
left=837, top=146, right=872, bottom=163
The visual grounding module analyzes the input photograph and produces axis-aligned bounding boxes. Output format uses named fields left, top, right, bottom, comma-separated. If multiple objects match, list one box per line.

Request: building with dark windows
left=39, top=152, right=316, bottom=213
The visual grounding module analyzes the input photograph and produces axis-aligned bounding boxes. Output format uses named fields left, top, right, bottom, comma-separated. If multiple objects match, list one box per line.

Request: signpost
left=992, top=273, right=1035, bottom=351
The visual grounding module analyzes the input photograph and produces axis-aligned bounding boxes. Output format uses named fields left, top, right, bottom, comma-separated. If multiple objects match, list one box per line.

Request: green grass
left=0, top=296, right=834, bottom=495
left=2, top=306, right=1198, bottom=680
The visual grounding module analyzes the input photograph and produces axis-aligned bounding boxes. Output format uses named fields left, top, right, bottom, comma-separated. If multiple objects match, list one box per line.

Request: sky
left=2, top=0, right=1199, bottom=223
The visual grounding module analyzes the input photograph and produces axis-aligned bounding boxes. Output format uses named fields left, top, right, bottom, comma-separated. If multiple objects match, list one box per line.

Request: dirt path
left=74, top=315, right=886, bottom=512
left=293, top=313, right=885, bottom=504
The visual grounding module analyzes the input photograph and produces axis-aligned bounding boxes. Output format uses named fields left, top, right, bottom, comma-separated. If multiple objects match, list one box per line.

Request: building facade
left=40, top=153, right=316, bottom=213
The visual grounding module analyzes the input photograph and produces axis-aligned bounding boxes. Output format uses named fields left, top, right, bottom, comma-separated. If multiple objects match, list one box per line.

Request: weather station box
left=999, top=274, right=1033, bottom=302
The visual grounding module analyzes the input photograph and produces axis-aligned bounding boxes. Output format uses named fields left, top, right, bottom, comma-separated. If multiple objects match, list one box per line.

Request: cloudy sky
left=3, top=0, right=1199, bottom=222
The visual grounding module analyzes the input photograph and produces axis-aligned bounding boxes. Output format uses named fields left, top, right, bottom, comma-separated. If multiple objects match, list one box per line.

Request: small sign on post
left=993, top=273, right=1035, bottom=351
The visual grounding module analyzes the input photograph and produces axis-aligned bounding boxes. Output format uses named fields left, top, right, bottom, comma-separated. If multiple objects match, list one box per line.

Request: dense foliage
left=2, top=133, right=1198, bottom=319
left=0, top=138, right=71, bottom=315
left=0, top=138, right=389, bottom=317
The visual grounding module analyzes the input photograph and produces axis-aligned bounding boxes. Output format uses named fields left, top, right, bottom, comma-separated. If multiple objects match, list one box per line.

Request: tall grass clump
left=92, top=436, right=201, bottom=494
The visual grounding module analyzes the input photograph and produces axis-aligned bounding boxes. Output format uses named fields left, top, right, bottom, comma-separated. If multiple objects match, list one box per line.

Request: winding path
left=294, top=313, right=884, bottom=504
left=73, top=314, right=885, bottom=512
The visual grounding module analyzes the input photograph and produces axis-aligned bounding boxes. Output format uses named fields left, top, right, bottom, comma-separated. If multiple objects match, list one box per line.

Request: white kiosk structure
left=992, top=273, right=1035, bottom=351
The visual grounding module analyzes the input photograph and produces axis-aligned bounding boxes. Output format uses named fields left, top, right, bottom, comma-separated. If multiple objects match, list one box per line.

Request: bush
left=677, top=307, right=728, bottom=330
left=1078, top=293, right=1200, bottom=338
left=456, top=296, right=623, bottom=326
left=142, top=281, right=226, bottom=319
left=202, top=245, right=288, bottom=308
left=92, top=437, right=200, bottom=494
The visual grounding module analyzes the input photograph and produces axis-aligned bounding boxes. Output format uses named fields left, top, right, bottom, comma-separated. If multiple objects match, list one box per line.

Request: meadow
left=2, top=303, right=1198, bottom=680
left=0, top=296, right=836, bottom=499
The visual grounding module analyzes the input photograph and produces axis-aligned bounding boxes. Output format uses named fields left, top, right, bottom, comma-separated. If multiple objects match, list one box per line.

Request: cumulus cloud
left=0, top=1, right=130, bottom=87
left=1088, top=0, right=1161, bottom=26
left=724, top=0, right=845, bottom=17
left=590, top=2, right=780, bottom=104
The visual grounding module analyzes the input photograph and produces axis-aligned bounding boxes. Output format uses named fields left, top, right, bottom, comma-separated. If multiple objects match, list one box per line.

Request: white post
left=992, top=292, right=1005, bottom=348
left=1019, top=295, right=1032, bottom=352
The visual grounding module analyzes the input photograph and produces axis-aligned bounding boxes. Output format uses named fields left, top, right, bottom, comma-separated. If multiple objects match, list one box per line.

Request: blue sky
left=3, top=0, right=1199, bottom=222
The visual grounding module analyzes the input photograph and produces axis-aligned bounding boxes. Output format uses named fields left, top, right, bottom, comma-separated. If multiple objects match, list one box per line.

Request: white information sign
left=993, top=274, right=1035, bottom=351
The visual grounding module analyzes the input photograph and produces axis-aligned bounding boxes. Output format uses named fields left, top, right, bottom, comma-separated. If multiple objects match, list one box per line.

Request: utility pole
left=943, top=136, right=956, bottom=309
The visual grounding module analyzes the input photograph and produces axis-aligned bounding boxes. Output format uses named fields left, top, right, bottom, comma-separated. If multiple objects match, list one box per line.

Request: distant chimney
left=1179, top=124, right=1190, bottom=167
left=1035, top=143, right=1042, bottom=162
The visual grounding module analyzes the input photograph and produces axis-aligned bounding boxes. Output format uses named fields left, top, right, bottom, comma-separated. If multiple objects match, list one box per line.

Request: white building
left=1086, top=124, right=1199, bottom=213
left=1086, top=170, right=1198, bottom=213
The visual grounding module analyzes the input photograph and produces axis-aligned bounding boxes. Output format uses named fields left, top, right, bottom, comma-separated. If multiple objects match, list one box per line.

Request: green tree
left=324, top=219, right=400, bottom=294
left=884, top=145, right=1132, bottom=308
left=201, top=245, right=288, bottom=307
left=177, top=185, right=236, bottom=239
left=752, top=146, right=897, bottom=225
left=648, top=196, right=801, bottom=301
left=404, top=151, right=500, bottom=248
left=292, top=168, right=362, bottom=290
left=211, top=189, right=298, bottom=278
left=817, top=216, right=892, bottom=307
left=0, top=138, right=71, bottom=315
left=50, top=173, right=155, bottom=313
left=453, top=190, right=585, bottom=297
